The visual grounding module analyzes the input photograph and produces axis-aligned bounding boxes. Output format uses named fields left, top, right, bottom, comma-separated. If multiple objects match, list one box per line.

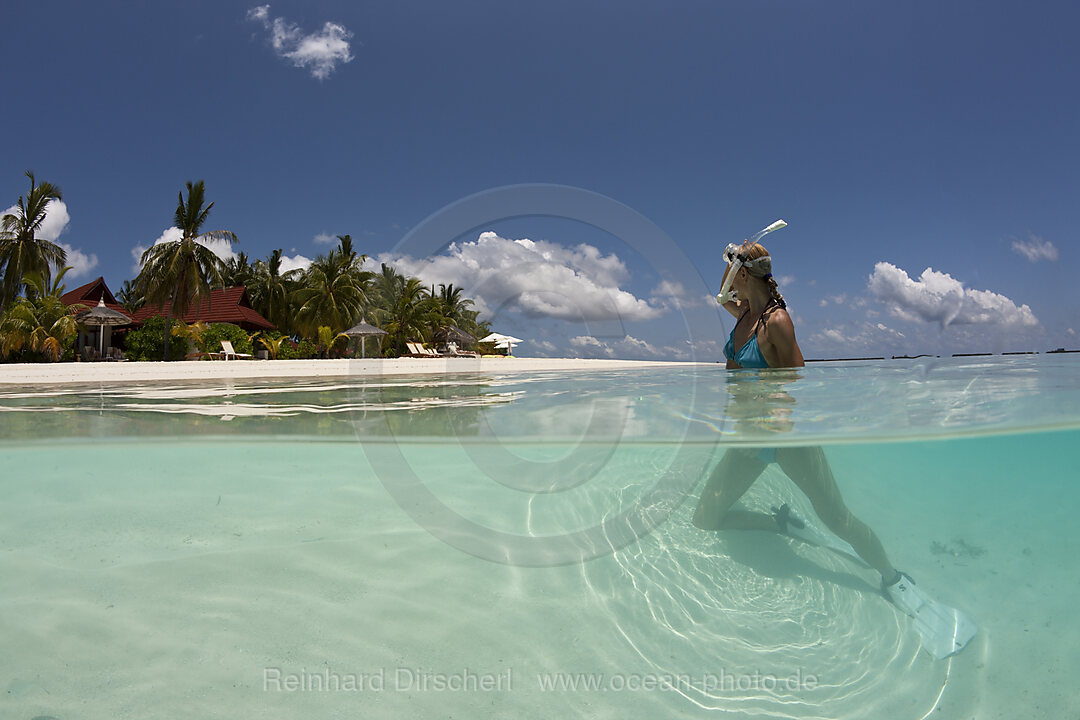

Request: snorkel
left=716, top=219, right=787, bottom=304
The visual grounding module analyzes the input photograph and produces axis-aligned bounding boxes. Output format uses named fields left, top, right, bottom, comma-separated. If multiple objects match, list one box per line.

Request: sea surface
left=2, top=356, right=1078, bottom=719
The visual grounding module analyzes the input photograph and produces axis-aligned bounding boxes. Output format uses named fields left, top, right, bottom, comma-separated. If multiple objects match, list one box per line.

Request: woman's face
left=730, top=265, right=751, bottom=293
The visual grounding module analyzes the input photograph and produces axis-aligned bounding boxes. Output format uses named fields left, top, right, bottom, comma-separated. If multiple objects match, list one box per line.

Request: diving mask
left=716, top=220, right=786, bottom=304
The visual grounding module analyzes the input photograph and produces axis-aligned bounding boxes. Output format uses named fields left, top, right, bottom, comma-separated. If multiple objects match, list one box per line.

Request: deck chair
left=220, top=340, right=253, bottom=360
left=405, top=342, right=440, bottom=358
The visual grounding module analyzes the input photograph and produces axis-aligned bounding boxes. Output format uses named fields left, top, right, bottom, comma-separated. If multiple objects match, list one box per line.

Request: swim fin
left=771, top=504, right=978, bottom=659
left=883, top=571, right=978, bottom=659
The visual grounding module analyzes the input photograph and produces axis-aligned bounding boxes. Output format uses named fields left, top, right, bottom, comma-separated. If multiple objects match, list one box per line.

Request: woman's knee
left=815, top=505, right=858, bottom=537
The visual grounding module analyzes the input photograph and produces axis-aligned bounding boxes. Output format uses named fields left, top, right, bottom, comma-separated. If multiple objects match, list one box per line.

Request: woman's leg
left=693, top=448, right=776, bottom=531
left=776, top=446, right=897, bottom=581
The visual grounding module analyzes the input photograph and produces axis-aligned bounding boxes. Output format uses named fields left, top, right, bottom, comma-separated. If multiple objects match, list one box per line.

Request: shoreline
left=0, top=357, right=711, bottom=385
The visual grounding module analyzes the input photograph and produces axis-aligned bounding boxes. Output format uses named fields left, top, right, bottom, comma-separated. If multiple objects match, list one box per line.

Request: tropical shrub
left=125, top=316, right=186, bottom=361
left=279, top=338, right=317, bottom=359
left=201, top=323, right=253, bottom=356
left=0, top=271, right=80, bottom=363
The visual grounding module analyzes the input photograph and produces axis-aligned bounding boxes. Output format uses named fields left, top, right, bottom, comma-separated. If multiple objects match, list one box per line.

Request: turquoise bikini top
left=724, top=328, right=770, bottom=369
left=723, top=303, right=780, bottom=369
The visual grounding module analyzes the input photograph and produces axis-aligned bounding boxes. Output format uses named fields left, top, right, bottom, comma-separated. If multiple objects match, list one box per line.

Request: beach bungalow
left=62, top=279, right=275, bottom=358
left=128, top=287, right=274, bottom=332
left=60, top=276, right=131, bottom=357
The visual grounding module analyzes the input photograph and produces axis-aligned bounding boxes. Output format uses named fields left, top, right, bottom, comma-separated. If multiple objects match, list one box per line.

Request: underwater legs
left=776, top=446, right=897, bottom=581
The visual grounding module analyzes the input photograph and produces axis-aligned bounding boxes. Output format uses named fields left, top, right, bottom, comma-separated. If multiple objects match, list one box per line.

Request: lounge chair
left=219, top=340, right=253, bottom=360
left=404, top=342, right=440, bottom=358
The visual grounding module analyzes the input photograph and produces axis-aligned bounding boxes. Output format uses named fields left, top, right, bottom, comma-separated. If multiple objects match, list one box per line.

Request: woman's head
left=726, top=242, right=786, bottom=308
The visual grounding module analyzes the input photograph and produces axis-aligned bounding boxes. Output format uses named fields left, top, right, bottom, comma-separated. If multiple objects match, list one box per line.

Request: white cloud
left=868, top=261, right=1037, bottom=330
left=58, top=243, right=98, bottom=278
left=868, top=263, right=965, bottom=327
left=3, top=199, right=98, bottom=278
left=807, top=321, right=906, bottom=354
left=279, top=253, right=311, bottom=273
left=776, top=275, right=795, bottom=286
left=1067, top=328, right=1076, bottom=336
left=31, top=199, right=70, bottom=243
left=375, top=231, right=663, bottom=323
left=312, top=233, right=337, bottom=245
left=530, top=339, right=558, bottom=356
left=570, top=335, right=604, bottom=348
left=247, top=5, right=354, bottom=81
left=650, top=279, right=686, bottom=299
left=567, top=334, right=671, bottom=359
left=1011, top=234, right=1058, bottom=263
left=954, top=288, right=1039, bottom=326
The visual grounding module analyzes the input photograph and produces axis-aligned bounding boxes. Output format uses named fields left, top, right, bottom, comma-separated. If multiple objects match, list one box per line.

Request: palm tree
left=0, top=268, right=81, bottom=362
left=222, top=251, right=256, bottom=288
left=0, top=171, right=66, bottom=310
left=117, top=280, right=145, bottom=314
left=250, top=249, right=300, bottom=332
left=429, top=282, right=476, bottom=335
left=292, top=235, right=370, bottom=338
left=373, top=275, right=437, bottom=355
left=135, top=180, right=236, bottom=360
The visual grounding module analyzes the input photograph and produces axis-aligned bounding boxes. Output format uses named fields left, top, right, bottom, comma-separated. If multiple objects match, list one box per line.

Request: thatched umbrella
left=342, top=319, right=387, bottom=358
left=434, top=325, right=475, bottom=346
left=76, top=298, right=132, bottom=357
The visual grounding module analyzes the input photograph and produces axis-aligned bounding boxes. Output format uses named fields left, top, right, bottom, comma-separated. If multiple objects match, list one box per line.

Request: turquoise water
left=2, top=356, right=1079, bottom=719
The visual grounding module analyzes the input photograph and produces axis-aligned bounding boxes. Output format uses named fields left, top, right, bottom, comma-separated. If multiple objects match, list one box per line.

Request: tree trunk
left=163, top=289, right=174, bottom=361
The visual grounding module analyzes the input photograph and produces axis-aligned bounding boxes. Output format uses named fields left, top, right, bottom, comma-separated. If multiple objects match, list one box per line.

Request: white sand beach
left=0, top=357, right=709, bottom=385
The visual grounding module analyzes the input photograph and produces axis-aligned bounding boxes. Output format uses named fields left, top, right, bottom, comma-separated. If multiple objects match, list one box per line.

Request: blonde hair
left=741, top=242, right=786, bottom=309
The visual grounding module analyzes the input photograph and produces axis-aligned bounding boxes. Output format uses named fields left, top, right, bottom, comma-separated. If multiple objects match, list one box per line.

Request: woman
left=692, top=241, right=904, bottom=592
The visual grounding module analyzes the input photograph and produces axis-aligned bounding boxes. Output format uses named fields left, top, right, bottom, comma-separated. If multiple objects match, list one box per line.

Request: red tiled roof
left=129, top=286, right=274, bottom=331
left=60, top=276, right=127, bottom=314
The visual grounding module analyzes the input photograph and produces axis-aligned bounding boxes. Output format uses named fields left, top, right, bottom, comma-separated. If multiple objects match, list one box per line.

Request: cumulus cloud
left=375, top=231, right=663, bottom=323
left=567, top=334, right=670, bottom=359
left=1011, top=234, right=1058, bottom=263
left=312, top=232, right=337, bottom=245
left=807, top=321, right=906, bottom=354
left=3, top=199, right=98, bottom=278
left=247, top=5, right=354, bottom=80
left=58, top=243, right=99, bottom=279
left=867, top=262, right=1037, bottom=329
left=530, top=339, right=558, bottom=356
left=279, top=253, right=311, bottom=273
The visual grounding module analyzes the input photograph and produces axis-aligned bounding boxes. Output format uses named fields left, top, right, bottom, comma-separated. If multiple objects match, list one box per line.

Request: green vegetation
left=125, top=316, right=186, bottom=361
left=0, top=269, right=80, bottom=362
left=0, top=173, right=492, bottom=362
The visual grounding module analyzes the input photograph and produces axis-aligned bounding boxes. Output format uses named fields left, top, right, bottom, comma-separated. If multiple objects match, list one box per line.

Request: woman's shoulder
left=762, top=306, right=796, bottom=337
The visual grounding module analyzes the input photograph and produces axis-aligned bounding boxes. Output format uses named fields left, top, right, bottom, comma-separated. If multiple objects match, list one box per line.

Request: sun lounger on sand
left=219, top=340, right=253, bottom=360
left=404, top=342, right=440, bottom=358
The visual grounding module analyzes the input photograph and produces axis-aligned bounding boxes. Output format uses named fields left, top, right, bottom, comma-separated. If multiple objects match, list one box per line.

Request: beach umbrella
left=76, top=298, right=132, bottom=357
left=482, top=332, right=523, bottom=356
left=480, top=332, right=523, bottom=344
left=342, top=319, right=387, bottom=358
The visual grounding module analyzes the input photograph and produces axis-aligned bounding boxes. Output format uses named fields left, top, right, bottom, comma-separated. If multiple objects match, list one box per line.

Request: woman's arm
left=719, top=298, right=746, bottom=318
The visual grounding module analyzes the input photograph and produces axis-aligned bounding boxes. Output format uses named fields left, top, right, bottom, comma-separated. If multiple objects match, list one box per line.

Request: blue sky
left=3, top=0, right=1077, bottom=359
